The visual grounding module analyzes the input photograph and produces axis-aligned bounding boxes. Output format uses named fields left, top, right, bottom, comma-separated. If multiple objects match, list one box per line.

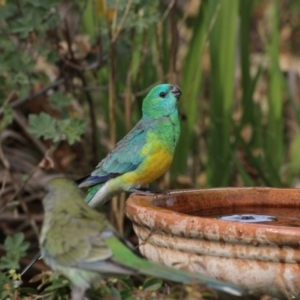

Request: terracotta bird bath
left=126, top=188, right=300, bottom=299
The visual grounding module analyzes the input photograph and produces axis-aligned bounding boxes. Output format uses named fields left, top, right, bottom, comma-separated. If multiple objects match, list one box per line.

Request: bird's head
left=46, top=177, right=70, bottom=193
left=142, top=84, right=182, bottom=119
left=43, top=177, right=81, bottom=207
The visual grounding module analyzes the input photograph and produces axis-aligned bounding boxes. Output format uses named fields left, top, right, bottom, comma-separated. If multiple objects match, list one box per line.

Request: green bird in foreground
left=40, top=178, right=247, bottom=300
left=78, top=84, right=181, bottom=208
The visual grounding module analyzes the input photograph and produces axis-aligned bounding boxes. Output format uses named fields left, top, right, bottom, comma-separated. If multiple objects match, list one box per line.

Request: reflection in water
left=191, top=206, right=300, bottom=227
left=217, top=214, right=276, bottom=223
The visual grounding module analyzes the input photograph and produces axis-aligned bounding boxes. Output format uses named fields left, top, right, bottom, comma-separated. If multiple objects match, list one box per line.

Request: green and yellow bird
left=21, top=84, right=181, bottom=276
left=40, top=178, right=247, bottom=300
left=78, top=84, right=181, bottom=207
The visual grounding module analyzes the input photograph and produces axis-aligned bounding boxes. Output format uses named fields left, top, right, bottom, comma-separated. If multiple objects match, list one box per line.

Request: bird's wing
left=44, top=206, right=113, bottom=267
left=78, top=119, right=155, bottom=188
left=75, top=229, right=137, bottom=275
left=61, top=214, right=137, bottom=275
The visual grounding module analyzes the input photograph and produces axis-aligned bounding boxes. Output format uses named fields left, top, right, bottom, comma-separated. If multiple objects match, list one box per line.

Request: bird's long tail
left=21, top=251, right=42, bottom=276
left=105, top=236, right=248, bottom=297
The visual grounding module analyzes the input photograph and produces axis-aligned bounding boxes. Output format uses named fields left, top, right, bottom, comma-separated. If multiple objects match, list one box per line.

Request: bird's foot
left=129, top=188, right=170, bottom=196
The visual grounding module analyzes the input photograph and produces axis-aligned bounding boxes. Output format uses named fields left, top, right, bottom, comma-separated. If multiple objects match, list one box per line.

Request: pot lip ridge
left=126, top=187, right=300, bottom=246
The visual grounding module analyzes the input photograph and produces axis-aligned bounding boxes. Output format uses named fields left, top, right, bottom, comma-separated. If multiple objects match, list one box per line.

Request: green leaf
left=0, top=272, right=12, bottom=299
left=120, top=289, right=134, bottom=300
left=118, top=277, right=135, bottom=290
left=0, top=233, right=29, bottom=270
left=0, top=4, right=17, bottom=22
left=207, top=0, right=239, bottom=187
left=44, top=278, right=69, bottom=292
left=19, top=287, right=38, bottom=294
left=172, top=0, right=217, bottom=176
left=28, top=112, right=86, bottom=145
left=108, top=286, right=121, bottom=300
left=142, top=277, right=163, bottom=291
left=287, top=128, right=300, bottom=175
left=0, top=104, right=14, bottom=132
left=49, top=92, right=72, bottom=108
left=56, top=118, right=86, bottom=145
left=4, top=233, right=29, bottom=253
left=27, top=112, right=57, bottom=140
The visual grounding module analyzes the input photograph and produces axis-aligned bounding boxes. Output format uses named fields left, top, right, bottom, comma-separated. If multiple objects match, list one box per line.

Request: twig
left=154, top=23, right=164, bottom=81
left=12, top=110, right=48, bottom=155
left=15, top=0, right=23, bottom=16
left=124, top=29, right=135, bottom=131
left=0, top=78, right=65, bottom=116
left=75, top=0, right=89, bottom=29
left=106, top=20, right=116, bottom=148
left=0, top=213, right=44, bottom=222
left=63, top=19, right=99, bottom=165
left=70, top=84, right=107, bottom=92
left=41, top=7, right=56, bottom=24
left=2, top=91, right=18, bottom=106
left=134, top=81, right=161, bottom=97
left=161, top=0, right=176, bottom=22
left=80, top=75, right=99, bottom=165
left=168, top=0, right=178, bottom=84
left=106, top=7, right=119, bottom=226
left=0, top=171, right=8, bottom=200
left=0, top=166, right=40, bottom=237
left=0, top=145, right=58, bottom=240
left=112, top=0, right=133, bottom=42
left=62, top=57, right=105, bottom=71
left=5, top=193, right=44, bottom=207
left=133, top=30, right=149, bottom=89
left=110, top=193, right=126, bottom=235
left=0, top=143, right=10, bottom=170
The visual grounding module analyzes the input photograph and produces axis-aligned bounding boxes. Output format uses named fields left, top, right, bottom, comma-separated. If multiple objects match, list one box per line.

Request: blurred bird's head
left=142, top=84, right=182, bottom=119
left=43, top=177, right=82, bottom=209
left=45, top=177, right=71, bottom=192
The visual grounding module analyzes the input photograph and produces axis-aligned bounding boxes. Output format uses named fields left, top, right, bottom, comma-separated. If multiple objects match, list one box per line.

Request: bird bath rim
left=126, top=187, right=300, bottom=246
left=125, top=187, right=300, bottom=298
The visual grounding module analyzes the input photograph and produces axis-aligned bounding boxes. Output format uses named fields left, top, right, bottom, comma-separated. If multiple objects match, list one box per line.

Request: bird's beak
left=170, top=85, right=182, bottom=100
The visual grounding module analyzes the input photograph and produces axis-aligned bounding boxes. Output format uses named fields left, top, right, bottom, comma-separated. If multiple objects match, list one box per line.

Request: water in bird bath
left=191, top=206, right=300, bottom=227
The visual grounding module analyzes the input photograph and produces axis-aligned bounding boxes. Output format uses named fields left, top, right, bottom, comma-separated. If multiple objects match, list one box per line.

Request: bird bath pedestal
left=126, top=188, right=300, bottom=298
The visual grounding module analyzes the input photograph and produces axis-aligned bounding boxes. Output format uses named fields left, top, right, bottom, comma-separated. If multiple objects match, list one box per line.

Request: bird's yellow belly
left=121, top=139, right=173, bottom=187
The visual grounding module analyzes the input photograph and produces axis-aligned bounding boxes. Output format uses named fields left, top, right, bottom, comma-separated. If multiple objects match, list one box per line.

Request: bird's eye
left=159, top=92, right=166, bottom=98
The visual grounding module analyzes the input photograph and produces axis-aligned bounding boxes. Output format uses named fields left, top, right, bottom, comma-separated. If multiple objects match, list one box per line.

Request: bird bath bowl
left=126, top=188, right=300, bottom=298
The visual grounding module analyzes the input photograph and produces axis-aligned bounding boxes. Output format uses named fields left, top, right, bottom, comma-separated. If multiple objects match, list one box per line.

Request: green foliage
left=265, top=0, right=284, bottom=176
left=0, top=104, right=13, bottom=132
left=0, top=0, right=60, bottom=101
left=0, top=233, right=29, bottom=270
left=0, top=1, right=59, bottom=37
left=1, top=0, right=299, bottom=188
left=173, top=0, right=217, bottom=176
left=0, top=272, right=11, bottom=299
left=1, top=0, right=300, bottom=298
left=43, top=276, right=70, bottom=292
left=27, top=92, right=86, bottom=145
left=7, top=272, right=214, bottom=300
left=207, top=0, right=239, bottom=187
left=0, top=234, right=29, bottom=299
left=142, top=277, right=163, bottom=291
left=49, top=92, right=73, bottom=109
left=28, top=113, right=86, bottom=145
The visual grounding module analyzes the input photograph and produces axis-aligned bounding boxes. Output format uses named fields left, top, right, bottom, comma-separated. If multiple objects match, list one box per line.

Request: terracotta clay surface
left=126, top=188, right=300, bottom=298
